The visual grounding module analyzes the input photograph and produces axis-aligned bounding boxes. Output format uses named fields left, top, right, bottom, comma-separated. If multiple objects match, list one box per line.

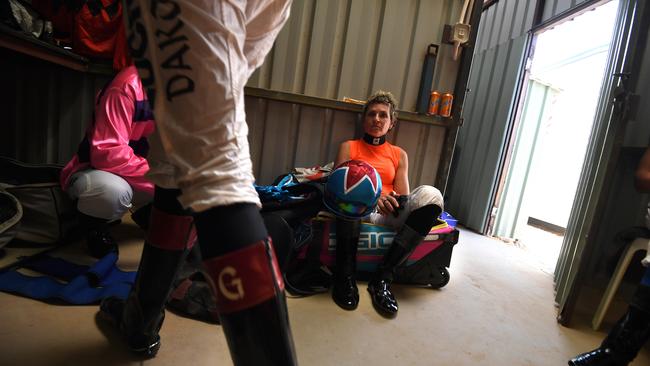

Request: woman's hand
left=376, top=192, right=401, bottom=216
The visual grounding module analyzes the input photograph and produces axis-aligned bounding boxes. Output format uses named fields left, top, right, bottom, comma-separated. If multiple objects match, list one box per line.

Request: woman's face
left=363, top=102, right=394, bottom=137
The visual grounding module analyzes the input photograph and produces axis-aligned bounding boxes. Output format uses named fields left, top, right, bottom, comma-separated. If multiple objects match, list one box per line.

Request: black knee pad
left=405, top=204, right=442, bottom=236
left=194, top=203, right=268, bottom=259
left=153, top=186, right=187, bottom=215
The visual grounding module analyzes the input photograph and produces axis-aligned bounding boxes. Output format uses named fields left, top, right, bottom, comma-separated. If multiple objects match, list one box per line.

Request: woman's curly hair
left=363, top=90, right=399, bottom=122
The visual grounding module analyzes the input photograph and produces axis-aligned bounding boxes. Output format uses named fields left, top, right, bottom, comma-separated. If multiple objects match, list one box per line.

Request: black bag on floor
left=0, top=157, right=79, bottom=245
left=0, top=190, right=22, bottom=250
left=166, top=174, right=324, bottom=322
left=257, top=174, right=324, bottom=270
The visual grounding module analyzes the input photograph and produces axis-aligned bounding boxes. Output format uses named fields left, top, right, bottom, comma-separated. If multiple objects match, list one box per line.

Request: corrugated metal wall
left=248, top=0, right=463, bottom=112
left=623, top=2, right=650, bottom=148
left=579, top=0, right=650, bottom=290
left=449, top=0, right=650, bottom=324
left=4, top=0, right=463, bottom=189
left=541, top=0, right=593, bottom=22
left=1, top=48, right=110, bottom=165
left=445, top=0, right=535, bottom=232
left=245, top=97, right=447, bottom=185
left=554, top=0, right=650, bottom=326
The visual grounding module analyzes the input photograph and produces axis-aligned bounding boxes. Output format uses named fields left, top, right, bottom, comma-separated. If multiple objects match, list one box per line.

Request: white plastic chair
left=592, top=237, right=649, bottom=330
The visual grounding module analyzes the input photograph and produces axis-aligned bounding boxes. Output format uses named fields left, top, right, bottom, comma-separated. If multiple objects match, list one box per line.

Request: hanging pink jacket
left=60, top=65, right=155, bottom=196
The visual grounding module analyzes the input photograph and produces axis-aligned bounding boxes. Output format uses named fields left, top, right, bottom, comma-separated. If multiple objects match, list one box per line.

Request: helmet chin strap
left=363, top=133, right=386, bottom=146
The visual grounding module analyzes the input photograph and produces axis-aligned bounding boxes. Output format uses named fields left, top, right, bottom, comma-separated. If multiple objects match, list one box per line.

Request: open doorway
left=489, top=0, right=620, bottom=274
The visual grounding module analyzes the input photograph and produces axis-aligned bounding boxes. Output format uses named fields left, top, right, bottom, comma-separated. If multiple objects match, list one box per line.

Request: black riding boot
left=569, top=285, right=650, bottom=366
left=203, top=238, right=297, bottom=366
left=131, top=203, right=152, bottom=231
left=101, top=243, right=190, bottom=356
left=100, top=188, right=194, bottom=358
left=332, top=218, right=360, bottom=310
left=79, top=213, right=118, bottom=258
left=368, top=224, right=424, bottom=317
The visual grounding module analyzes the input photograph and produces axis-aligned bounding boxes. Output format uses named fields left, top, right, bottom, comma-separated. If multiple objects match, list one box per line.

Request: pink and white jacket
left=60, top=65, right=155, bottom=196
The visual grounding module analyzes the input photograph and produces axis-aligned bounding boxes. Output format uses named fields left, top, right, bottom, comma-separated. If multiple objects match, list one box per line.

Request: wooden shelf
left=244, top=86, right=458, bottom=127
left=0, top=24, right=112, bottom=74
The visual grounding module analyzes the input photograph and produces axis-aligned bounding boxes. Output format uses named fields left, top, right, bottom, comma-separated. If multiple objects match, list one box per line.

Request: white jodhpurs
left=124, top=0, right=291, bottom=212
left=368, top=185, right=444, bottom=229
left=67, top=169, right=153, bottom=221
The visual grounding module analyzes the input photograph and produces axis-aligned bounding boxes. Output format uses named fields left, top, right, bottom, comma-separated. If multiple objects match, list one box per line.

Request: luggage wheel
left=429, top=267, right=450, bottom=289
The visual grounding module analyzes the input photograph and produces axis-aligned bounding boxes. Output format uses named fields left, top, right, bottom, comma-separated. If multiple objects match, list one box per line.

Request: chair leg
left=592, top=238, right=648, bottom=330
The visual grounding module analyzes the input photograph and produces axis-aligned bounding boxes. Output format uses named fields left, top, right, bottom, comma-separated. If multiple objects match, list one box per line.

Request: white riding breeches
left=125, top=0, right=291, bottom=212
left=67, top=169, right=153, bottom=221
left=368, top=185, right=444, bottom=229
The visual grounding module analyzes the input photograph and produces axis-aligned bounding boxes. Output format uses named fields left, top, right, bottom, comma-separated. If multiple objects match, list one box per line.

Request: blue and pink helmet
left=324, top=160, right=382, bottom=219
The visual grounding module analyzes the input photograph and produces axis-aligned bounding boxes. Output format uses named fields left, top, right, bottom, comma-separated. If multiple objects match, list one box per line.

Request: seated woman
left=332, top=90, right=444, bottom=317
left=60, top=65, right=154, bottom=258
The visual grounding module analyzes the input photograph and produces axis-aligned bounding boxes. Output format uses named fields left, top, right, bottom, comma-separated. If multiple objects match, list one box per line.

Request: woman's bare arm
left=635, top=147, right=650, bottom=193
left=335, top=141, right=351, bottom=167
left=392, top=148, right=410, bottom=195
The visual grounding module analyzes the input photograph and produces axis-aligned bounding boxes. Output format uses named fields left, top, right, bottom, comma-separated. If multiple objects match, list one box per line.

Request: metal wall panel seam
left=398, top=0, right=421, bottom=107
left=476, top=7, right=489, bottom=52
left=513, top=0, right=531, bottom=37
left=556, top=0, right=575, bottom=14
left=500, top=0, right=520, bottom=45
left=289, top=104, right=302, bottom=173
left=458, top=48, right=498, bottom=221
left=489, top=0, right=509, bottom=49
left=301, top=0, right=317, bottom=94
left=434, top=2, right=463, bottom=95
left=415, top=124, right=430, bottom=184
left=467, top=43, right=513, bottom=231
left=333, top=0, right=353, bottom=100
left=428, top=1, right=453, bottom=99
left=471, top=40, right=522, bottom=232
left=478, top=6, right=496, bottom=53
left=303, top=0, right=338, bottom=96
left=323, top=108, right=337, bottom=166
left=326, top=0, right=350, bottom=98
left=298, top=0, right=317, bottom=93
left=337, top=0, right=378, bottom=101
left=536, top=0, right=606, bottom=31
left=524, top=0, right=541, bottom=29
left=519, top=0, right=534, bottom=38
left=371, top=0, right=418, bottom=103
left=543, top=0, right=556, bottom=21
left=445, top=50, right=485, bottom=208
left=366, top=0, right=387, bottom=100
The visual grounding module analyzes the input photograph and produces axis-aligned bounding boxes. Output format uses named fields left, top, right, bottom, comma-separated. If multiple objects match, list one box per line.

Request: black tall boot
left=569, top=285, right=650, bottom=366
left=102, top=243, right=189, bottom=356
left=332, top=218, right=361, bottom=310
left=203, top=238, right=297, bottom=366
left=131, top=203, right=152, bottom=231
left=100, top=189, right=195, bottom=358
left=79, top=213, right=118, bottom=258
left=368, top=224, right=425, bottom=317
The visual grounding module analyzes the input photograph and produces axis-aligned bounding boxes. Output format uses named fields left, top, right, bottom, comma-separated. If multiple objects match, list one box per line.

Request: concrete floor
left=1, top=221, right=649, bottom=366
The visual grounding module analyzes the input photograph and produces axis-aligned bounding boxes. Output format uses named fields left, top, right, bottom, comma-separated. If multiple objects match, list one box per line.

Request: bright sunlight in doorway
left=491, top=0, right=620, bottom=275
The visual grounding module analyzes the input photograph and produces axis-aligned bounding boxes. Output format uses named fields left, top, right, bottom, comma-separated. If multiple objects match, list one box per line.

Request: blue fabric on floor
left=0, top=252, right=135, bottom=304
